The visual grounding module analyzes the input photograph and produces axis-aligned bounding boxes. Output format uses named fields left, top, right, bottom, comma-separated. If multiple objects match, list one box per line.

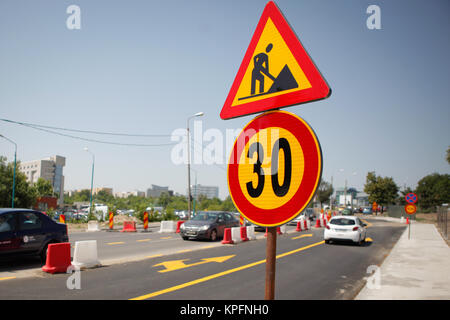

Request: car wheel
left=325, top=239, right=330, bottom=244
left=182, top=236, right=189, bottom=241
left=210, top=229, right=217, bottom=242
left=40, top=243, right=49, bottom=263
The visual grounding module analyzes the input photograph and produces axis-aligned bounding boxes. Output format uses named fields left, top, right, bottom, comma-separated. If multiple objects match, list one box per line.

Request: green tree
left=34, top=177, right=54, bottom=197
left=415, top=173, right=450, bottom=212
left=364, top=171, right=399, bottom=212
left=0, top=156, right=37, bottom=208
left=316, top=180, right=334, bottom=207
left=447, top=146, right=450, bottom=165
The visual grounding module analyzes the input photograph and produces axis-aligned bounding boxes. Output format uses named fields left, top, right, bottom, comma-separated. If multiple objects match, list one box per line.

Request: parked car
left=341, top=209, right=352, bottom=216
left=362, top=207, right=372, bottom=214
left=324, top=216, right=367, bottom=246
left=287, top=208, right=315, bottom=226
left=0, top=208, right=69, bottom=262
left=179, top=211, right=239, bottom=241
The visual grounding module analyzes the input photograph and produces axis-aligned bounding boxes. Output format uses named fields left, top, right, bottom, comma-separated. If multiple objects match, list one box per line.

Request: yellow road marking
left=107, top=242, right=125, bottom=245
left=160, top=236, right=172, bottom=240
left=146, top=254, right=164, bottom=259
left=291, top=233, right=313, bottom=240
left=137, top=239, right=151, bottom=242
left=200, top=245, right=215, bottom=250
left=176, top=249, right=192, bottom=254
left=366, top=237, right=373, bottom=242
left=361, top=219, right=373, bottom=228
left=0, top=276, right=16, bottom=281
left=153, top=255, right=235, bottom=273
left=130, top=240, right=324, bottom=300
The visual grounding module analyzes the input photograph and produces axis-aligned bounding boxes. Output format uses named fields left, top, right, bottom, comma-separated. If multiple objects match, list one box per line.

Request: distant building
left=355, top=192, right=369, bottom=207
left=94, top=187, right=113, bottom=195
left=19, top=155, right=66, bottom=207
left=115, top=190, right=145, bottom=198
left=147, top=185, right=172, bottom=198
left=191, top=184, right=219, bottom=200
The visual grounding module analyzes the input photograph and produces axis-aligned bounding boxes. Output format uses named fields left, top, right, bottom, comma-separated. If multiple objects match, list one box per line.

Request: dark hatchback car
left=180, top=211, right=240, bottom=241
left=0, top=208, right=69, bottom=262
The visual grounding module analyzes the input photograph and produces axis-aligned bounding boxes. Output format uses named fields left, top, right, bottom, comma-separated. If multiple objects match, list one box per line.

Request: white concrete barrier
left=72, top=240, right=101, bottom=269
left=159, top=220, right=176, bottom=233
left=280, top=224, right=287, bottom=234
left=231, top=227, right=242, bottom=244
left=307, top=219, right=311, bottom=230
left=246, top=226, right=256, bottom=240
left=87, top=221, right=101, bottom=232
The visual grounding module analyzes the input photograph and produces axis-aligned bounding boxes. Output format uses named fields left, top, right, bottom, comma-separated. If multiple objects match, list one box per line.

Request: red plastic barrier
left=240, top=226, right=249, bottom=241
left=323, top=218, right=327, bottom=227
left=176, top=221, right=185, bottom=233
left=277, top=226, right=283, bottom=235
left=121, top=221, right=137, bottom=232
left=221, top=228, right=233, bottom=244
left=42, top=243, right=72, bottom=274
left=296, top=221, right=302, bottom=232
left=406, top=217, right=410, bottom=225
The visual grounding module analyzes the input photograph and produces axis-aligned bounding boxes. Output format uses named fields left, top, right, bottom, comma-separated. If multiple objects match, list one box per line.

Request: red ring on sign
left=227, top=111, right=322, bottom=227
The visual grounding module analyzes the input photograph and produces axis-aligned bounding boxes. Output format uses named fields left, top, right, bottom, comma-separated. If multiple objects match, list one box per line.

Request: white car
left=324, top=216, right=367, bottom=246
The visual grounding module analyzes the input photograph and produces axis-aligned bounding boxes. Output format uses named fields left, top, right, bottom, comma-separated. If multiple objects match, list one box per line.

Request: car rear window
left=0, top=213, right=16, bottom=232
left=330, top=218, right=355, bottom=226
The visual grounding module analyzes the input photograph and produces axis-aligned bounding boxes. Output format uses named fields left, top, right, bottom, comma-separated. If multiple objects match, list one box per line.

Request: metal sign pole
left=265, top=227, right=277, bottom=300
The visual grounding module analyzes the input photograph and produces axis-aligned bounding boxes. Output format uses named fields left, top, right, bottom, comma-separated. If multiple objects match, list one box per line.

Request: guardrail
left=437, top=206, right=449, bottom=240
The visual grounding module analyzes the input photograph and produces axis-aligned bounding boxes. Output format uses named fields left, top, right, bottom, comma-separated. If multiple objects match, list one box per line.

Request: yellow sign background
left=231, top=18, right=312, bottom=107
left=237, top=127, right=304, bottom=210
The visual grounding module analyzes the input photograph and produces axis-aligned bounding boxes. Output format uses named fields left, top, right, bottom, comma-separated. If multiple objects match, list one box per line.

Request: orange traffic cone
left=315, top=219, right=321, bottom=228
left=221, top=228, right=233, bottom=244
left=296, top=221, right=302, bottom=232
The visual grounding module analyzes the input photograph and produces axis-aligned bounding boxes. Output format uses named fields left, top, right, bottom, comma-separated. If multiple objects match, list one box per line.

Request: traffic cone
left=42, top=243, right=72, bottom=274
left=176, top=221, right=185, bottom=233
left=277, top=226, right=283, bottom=235
left=240, top=226, right=249, bottom=241
left=323, top=218, right=327, bottom=227
left=315, top=218, right=321, bottom=228
left=296, top=221, right=302, bottom=232
left=221, top=228, right=233, bottom=244
left=264, top=228, right=268, bottom=237
left=406, top=217, right=410, bottom=225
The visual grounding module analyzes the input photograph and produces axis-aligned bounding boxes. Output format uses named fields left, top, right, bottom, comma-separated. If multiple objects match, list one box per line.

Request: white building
left=191, top=184, right=219, bottom=200
left=19, top=155, right=66, bottom=206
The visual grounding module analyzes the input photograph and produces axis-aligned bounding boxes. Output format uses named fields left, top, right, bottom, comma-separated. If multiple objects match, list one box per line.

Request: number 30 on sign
left=227, top=110, right=322, bottom=227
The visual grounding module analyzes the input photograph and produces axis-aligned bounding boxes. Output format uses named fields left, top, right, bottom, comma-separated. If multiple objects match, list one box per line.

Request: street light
left=187, top=112, right=204, bottom=220
left=0, top=134, right=17, bottom=208
left=84, top=147, right=95, bottom=216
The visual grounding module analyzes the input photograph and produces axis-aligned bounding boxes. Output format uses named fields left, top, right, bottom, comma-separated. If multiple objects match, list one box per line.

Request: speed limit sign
left=227, top=110, right=322, bottom=227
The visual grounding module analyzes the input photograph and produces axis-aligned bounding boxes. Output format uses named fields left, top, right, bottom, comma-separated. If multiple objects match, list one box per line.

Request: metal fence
left=386, top=205, right=416, bottom=220
left=437, top=206, right=449, bottom=240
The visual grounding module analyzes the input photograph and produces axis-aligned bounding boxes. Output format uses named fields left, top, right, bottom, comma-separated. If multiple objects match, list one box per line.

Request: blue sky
left=1, top=0, right=449, bottom=199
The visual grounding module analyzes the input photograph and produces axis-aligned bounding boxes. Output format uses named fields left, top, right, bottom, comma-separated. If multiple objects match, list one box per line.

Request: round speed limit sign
left=227, top=110, right=322, bottom=227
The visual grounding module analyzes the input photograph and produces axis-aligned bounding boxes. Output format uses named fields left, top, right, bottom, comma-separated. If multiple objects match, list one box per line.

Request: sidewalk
left=356, top=221, right=450, bottom=300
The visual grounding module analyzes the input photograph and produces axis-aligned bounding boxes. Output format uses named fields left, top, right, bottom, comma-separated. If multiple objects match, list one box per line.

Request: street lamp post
left=0, top=135, right=17, bottom=208
left=84, top=148, right=95, bottom=216
left=186, top=112, right=204, bottom=220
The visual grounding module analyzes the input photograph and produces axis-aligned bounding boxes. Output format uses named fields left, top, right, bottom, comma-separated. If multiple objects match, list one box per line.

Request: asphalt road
left=0, top=218, right=405, bottom=300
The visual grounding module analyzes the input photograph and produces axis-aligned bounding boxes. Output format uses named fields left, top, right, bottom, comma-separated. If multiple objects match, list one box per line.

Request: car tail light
left=326, top=225, right=330, bottom=230
left=352, top=226, right=359, bottom=231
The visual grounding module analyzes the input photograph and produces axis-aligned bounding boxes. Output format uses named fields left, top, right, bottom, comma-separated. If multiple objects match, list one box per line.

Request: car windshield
left=192, top=212, right=219, bottom=221
left=330, top=218, right=355, bottom=226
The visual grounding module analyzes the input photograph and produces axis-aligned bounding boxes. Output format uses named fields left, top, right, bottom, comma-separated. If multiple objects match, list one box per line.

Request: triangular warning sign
left=220, top=1, right=331, bottom=120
